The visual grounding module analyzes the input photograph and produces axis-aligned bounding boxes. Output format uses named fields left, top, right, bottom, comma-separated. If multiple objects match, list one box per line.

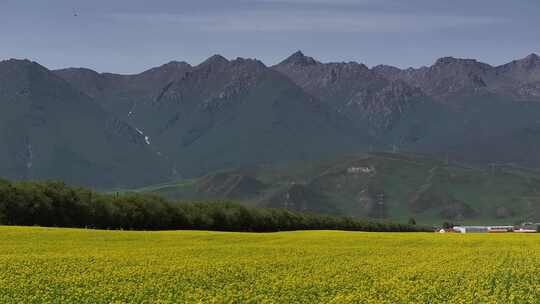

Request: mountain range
left=1, top=51, right=540, bottom=189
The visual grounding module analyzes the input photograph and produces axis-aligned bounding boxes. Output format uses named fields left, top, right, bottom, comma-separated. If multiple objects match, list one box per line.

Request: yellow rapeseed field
left=1, top=226, right=540, bottom=303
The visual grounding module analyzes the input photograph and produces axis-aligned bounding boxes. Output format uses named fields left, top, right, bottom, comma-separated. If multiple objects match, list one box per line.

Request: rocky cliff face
left=274, top=51, right=424, bottom=132
left=373, top=53, right=540, bottom=101
left=374, top=57, right=493, bottom=100
left=496, top=53, right=540, bottom=83
left=494, top=53, right=540, bottom=98
left=156, top=56, right=267, bottom=110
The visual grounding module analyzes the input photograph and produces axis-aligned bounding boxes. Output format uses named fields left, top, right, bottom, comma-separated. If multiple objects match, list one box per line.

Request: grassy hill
left=132, top=152, right=540, bottom=225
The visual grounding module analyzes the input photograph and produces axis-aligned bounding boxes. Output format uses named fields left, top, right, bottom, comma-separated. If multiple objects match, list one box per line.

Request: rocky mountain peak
left=434, top=56, right=461, bottom=65
left=494, top=53, right=540, bottom=86
left=230, top=57, right=267, bottom=70
left=0, top=58, right=67, bottom=92
left=525, top=53, right=540, bottom=61
left=373, top=64, right=401, bottom=73
left=1, top=58, right=32, bottom=65
left=0, top=58, right=46, bottom=74
left=279, top=51, right=319, bottom=66
left=139, top=61, right=192, bottom=79
left=517, top=53, right=540, bottom=68
left=433, top=57, right=489, bottom=69
left=371, top=65, right=405, bottom=82
left=54, top=67, right=103, bottom=83
left=160, top=61, right=192, bottom=70
left=199, top=54, right=229, bottom=68
left=372, top=57, right=493, bottom=100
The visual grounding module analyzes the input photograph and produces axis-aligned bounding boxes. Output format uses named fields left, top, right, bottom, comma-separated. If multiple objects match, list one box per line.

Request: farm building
left=514, top=228, right=537, bottom=233
left=438, top=228, right=456, bottom=233
left=487, top=226, right=514, bottom=233
left=453, top=226, right=488, bottom=233
left=452, top=226, right=514, bottom=233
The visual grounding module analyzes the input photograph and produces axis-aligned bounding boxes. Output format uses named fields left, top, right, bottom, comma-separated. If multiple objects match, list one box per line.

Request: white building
left=452, top=226, right=514, bottom=233
left=347, top=166, right=375, bottom=174
left=514, top=228, right=537, bottom=233
left=453, top=226, right=488, bottom=233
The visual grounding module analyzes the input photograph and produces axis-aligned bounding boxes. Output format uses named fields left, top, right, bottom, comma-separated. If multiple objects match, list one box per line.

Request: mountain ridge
left=1, top=51, right=540, bottom=190
left=52, top=54, right=371, bottom=179
left=47, top=51, right=540, bottom=103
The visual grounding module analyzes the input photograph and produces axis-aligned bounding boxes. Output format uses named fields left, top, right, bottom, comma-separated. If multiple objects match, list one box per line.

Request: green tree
left=442, top=222, right=454, bottom=229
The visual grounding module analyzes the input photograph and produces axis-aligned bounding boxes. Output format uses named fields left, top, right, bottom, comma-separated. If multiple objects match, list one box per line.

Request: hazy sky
left=1, top=0, right=539, bottom=74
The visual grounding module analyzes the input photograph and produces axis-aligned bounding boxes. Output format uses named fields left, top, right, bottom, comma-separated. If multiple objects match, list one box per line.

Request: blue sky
left=1, top=0, right=539, bottom=73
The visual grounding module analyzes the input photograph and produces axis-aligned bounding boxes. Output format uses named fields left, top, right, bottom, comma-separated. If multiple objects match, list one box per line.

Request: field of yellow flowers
left=1, top=226, right=540, bottom=303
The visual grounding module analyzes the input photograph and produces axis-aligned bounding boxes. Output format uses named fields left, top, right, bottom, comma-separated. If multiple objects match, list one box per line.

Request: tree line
left=0, top=179, right=429, bottom=232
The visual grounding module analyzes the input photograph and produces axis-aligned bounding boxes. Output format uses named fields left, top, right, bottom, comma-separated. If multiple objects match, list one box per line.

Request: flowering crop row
left=1, top=227, right=540, bottom=303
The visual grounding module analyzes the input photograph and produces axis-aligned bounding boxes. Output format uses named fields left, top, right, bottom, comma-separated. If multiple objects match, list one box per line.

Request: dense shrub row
left=0, top=179, right=428, bottom=232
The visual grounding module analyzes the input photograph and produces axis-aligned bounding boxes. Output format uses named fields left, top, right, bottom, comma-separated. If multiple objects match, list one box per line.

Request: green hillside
left=0, top=60, right=170, bottom=188
left=133, top=152, right=540, bottom=225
